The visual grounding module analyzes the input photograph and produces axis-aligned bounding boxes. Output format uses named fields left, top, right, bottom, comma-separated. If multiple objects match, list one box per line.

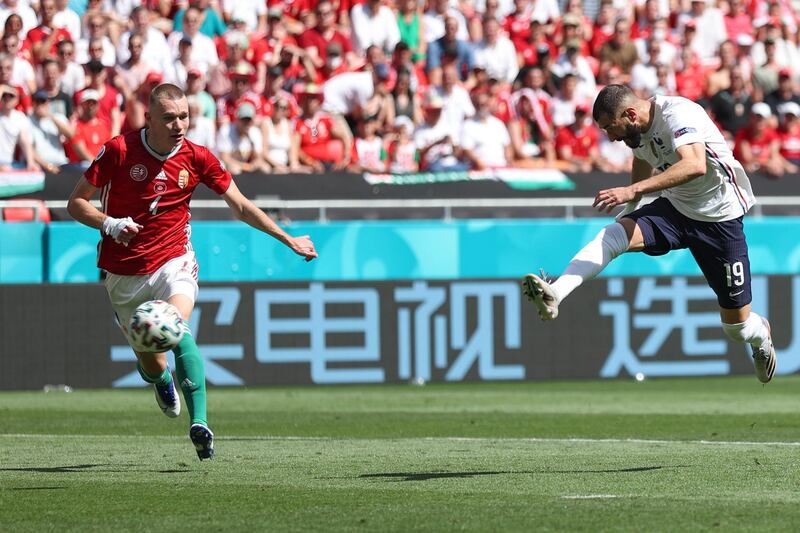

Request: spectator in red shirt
left=724, top=0, right=754, bottom=43
left=25, top=0, right=72, bottom=64
left=64, top=89, right=111, bottom=167
left=734, top=102, right=784, bottom=176
left=631, top=0, right=662, bottom=41
left=555, top=103, right=599, bottom=172
left=215, top=61, right=267, bottom=126
left=0, top=53, right=30, bottom=113
left=590, top=2, right=617, bottom=56
left=674, top=46, right=707, bottom=102
left=75, top=60, right=121, bottom=137
left=299, top=0, right=356, bottom=70
left=777, top=101, right=800, bottom=169
left=518, top=22, right=555, bottom=68
left=313, top=42, right=351, bottom=83
left=262, top=65, right=300, bottom=119
left=503, top=0, right=532, bottom=51
left=295, top=83, right=351, bottom=170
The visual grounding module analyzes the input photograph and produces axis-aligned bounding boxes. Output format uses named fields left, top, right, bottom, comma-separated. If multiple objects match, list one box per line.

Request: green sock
left=137, top=363, right=172, bottom=386
left=173, top=332, right=207, bottom=426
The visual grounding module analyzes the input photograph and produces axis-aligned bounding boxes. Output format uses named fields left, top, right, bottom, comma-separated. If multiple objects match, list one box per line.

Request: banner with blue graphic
left=1, top=276, right=796, bottom=390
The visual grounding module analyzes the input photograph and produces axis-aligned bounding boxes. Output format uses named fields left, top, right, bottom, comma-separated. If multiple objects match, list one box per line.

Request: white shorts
left=104, top=251, right=199, bottom=338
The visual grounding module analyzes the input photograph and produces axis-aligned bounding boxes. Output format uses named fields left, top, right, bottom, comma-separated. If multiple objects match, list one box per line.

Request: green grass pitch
left=2, top=376, right=800, bottom=532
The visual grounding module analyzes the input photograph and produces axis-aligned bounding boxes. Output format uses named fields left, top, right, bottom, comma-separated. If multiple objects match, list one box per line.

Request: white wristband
left=101, top=216, right=135, bottom=242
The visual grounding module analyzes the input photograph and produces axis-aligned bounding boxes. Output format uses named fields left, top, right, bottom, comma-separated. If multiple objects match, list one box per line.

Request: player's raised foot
left=190, top=423, right=215, bottom=461
left=522, top=271, right=559, bottom=320
left=153, top=375, right=181, bottom=418
left=752, top=317, right=777, bottom=384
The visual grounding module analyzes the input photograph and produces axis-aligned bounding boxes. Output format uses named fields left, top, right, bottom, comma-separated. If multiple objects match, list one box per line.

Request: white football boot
left=522, top=271, right=560, bottom=321
left=153, top=372, right=181, bottom=418
left=752, top=317, right=777, bottom=384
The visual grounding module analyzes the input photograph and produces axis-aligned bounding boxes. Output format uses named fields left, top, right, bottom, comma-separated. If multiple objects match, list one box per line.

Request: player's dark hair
left=593, top=84, right=635, bottom=122
left=149, top=83, right=186, bottom=109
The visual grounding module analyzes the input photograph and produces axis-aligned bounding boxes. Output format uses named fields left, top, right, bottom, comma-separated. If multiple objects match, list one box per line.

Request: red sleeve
left=767, top=128, right=781, bottom=143
left=199, top=146, right=233, bottom=195
left=554, top=127, right=569, bottom=152
left=336, top=32, right=353, bottom=54
left=297, top=30, right=314, bottom=49
left=83, top=136, right=122, bottom=188
left=589, top=128, right=600, bottom=149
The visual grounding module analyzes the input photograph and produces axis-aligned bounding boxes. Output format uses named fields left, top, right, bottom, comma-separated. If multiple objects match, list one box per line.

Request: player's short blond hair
left=149, top=83, right=186, bottom=110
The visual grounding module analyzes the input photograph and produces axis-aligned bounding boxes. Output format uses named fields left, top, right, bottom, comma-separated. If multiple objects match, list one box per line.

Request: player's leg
left=153, top=251, right=214, bottom=459
left=105, top=272, right=180, bottom=417
left=687, top=220, right=776, bottom=383
left=169, top=293, right=214, bottom=460
left=135, top=349, right=181, bottom=418
left=167, top=293, right=208, bottom=428
left=523, top=198, right=675, bottom=320
left=523, top=219, right=638, bottom=320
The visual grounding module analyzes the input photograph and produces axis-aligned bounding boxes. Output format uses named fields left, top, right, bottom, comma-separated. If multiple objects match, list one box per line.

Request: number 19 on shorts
left=724, top=261, right=745, bottom=287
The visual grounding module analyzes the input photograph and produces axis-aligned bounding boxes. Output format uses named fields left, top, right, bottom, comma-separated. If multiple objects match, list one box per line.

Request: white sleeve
left=497, top=120, right=511, bottom=146
left=460, top=123, right=477, bottom=150
left=384, top=8, right=400, bottom=51
left=249, top=126, right=263, bottom=150
left=350, top=6, right=367, bottom=52
left=504, top=40, right=519, bottom=83
left=216, top=125, right=233, bottom=153
left=664, top=102, right=706, bottom=149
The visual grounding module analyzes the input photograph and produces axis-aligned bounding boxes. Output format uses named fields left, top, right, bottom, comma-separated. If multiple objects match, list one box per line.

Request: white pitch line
left=1, top=434, right=800, bottom=447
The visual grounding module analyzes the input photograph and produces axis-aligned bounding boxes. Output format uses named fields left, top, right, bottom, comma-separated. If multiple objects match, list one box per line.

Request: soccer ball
left=128, top=300, right=185, bottom=352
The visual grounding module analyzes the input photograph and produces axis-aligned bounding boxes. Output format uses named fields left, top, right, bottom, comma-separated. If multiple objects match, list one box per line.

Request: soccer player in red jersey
left=67, top=84, right=318, bottom=460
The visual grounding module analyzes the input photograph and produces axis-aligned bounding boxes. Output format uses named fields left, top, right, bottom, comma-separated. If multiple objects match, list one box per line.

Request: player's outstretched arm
left=221, top=180, right=318, bottom=262
left=594, top=144, right=706, bottom=213
left=67, top=176, right=142, bottom=245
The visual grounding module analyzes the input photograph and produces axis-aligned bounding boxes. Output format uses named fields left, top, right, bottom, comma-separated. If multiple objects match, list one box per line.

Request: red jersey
left=734, top=126, right=780, bottom=163
left=216, top=90, right=267, bottom=123
left=779, top=126, right=800, bottom=160
left=65, top=116, right=111, bottom=163
left=555, top=125, right=598, bottom=158
left=675, top=66, right=707, bottom=102
left=84, top=129, right=232, bottom=275
left=503, top=13, right=532, bottom=51
left=296, top=113, right=344, bottom=162
left=298, top=28, right=352, bottom=61
left=24, top=25, right=72, bottom=62
left=75, top=85, right=121, bottom=130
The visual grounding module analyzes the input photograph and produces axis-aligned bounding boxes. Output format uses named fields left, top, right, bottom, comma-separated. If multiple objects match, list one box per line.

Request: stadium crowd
left=0, top=0, right=799, bottom=176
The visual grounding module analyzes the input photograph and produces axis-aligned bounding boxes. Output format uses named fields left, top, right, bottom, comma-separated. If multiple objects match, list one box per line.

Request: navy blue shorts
left=623, top=197, right=751, bottom=309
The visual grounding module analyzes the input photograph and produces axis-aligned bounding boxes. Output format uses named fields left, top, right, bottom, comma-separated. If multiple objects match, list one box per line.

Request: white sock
left=551, top=222, right=629, bottom=302
left=721, top=312, right=770, bottom=347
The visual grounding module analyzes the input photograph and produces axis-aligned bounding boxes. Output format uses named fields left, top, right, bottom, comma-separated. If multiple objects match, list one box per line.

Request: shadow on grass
left=0, top=464, right=110, bottom=473
left=0, top=464, right=190, bottom=474
left=7, top=486, right=67, bottom=491
left=361, top=465, right=678, bottom=482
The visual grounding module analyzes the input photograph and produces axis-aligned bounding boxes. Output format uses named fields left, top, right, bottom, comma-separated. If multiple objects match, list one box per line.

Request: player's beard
left=622, top=123, right=643, bottom=148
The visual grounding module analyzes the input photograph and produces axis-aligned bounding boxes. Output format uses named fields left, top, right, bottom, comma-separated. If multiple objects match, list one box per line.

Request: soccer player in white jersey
left=523, top=84, right=777, bottom=383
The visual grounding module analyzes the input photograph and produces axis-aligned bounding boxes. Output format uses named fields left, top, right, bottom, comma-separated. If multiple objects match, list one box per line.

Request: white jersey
left=633, top=95, right=755, bottom=222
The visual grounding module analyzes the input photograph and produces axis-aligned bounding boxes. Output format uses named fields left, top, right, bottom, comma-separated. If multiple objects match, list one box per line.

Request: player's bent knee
left=616, top=218, right=645, bottom=251
left=601, top=222, right=630, bottom=259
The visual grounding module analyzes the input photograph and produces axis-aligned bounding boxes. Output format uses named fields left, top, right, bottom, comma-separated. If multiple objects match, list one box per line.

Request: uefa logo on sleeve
left=130, top=164, right=148, bottom=181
